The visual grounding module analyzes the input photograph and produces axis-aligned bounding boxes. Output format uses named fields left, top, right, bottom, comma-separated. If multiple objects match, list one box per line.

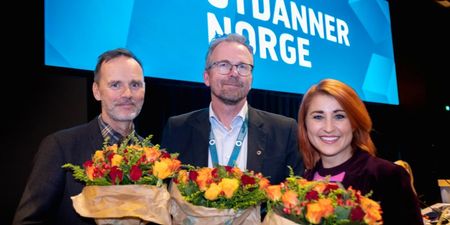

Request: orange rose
left=305, top=196, right=334, bottom=223
left=360, top=196, right=382, bottom=225
left=281, top=190, right=299, bottom=209
left=196, top=167, right=213, bottom=191
left=318, top=198, right=334, bottom=218
left=168, top=158, right=181, bottom=173
left=312, top=182, right=327, bottom=194
left=265, top=185, right=282, bottom=201
left=306, top=202, right=323, bottom=224
left=144, top=146, right=162, bottom=162
left=258, top=177, right=270, bottom=190
left=153, top=158, right=174, bottom=179
left=85, top=164, right=95, bottom=180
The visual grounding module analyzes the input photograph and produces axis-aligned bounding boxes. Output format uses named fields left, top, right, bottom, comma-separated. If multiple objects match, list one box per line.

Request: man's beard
left=212, top=88, right=248, bottom=105
left=214, top=92, right=243, bottom=105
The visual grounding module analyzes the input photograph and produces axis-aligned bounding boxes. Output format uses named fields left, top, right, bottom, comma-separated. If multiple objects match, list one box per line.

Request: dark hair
left=204, top=33, right=253, bottom=70
left=298, top=79, right=376, bottom=169
left=94, top=48, right=142, bottom=83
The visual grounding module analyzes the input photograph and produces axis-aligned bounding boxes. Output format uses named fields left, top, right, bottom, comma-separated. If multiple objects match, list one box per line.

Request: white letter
left=290, top=2, right=308, bottom=34
left=308, top=8, right=324, bottom=39
left=324, top=14, right=337, bottom=43
left=208, top=0, right=228, bottom=8
left=235, top=21, right=257, bottom=54
left=272, top=0, right=290, bottom=29
left=257, top=26, right=278, bottom=61
left=336, top=18, right=350, bottom=46
left=297, top=37, right=311, bottom=68
left=279, top=33, right=296, bottom=64
left=236, top=0, right=245, bottom=14
left=252, top=0, right=271, bottom=21
left=207, top=13, right=232, bottom=42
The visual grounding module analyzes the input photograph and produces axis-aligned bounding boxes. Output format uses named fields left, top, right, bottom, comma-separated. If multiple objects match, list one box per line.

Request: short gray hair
left=205, top=33, right=253, bottom=70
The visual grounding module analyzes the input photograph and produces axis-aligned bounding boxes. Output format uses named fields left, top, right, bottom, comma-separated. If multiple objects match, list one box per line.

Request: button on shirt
left=208, top=103, right=248, bottom=170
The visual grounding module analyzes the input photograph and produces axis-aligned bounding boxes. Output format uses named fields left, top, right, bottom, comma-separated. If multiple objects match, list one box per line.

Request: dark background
left=3, top=0, right=449, bottom=224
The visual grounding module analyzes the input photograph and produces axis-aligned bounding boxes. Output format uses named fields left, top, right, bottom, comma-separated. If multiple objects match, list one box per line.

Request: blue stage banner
left=45, top=0, right=398, bottom=105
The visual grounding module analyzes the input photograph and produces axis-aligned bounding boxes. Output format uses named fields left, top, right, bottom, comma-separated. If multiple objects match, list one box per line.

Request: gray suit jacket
left=13, top=118, right=102, bottom=225
left=161, top=106, right=303, bottom=184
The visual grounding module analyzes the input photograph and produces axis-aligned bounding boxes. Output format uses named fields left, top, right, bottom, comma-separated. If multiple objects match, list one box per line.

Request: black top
left=304, top=150, right=424, bottom=225
left=13, top=119, right=103, bottom=225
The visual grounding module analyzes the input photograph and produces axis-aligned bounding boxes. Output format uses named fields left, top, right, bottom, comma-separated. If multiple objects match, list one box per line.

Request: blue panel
left=45, top=0, right=398, bottom=105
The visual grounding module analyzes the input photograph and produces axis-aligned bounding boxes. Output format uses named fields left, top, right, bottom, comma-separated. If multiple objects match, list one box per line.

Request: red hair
left=298, top=79, right=376, bottom=169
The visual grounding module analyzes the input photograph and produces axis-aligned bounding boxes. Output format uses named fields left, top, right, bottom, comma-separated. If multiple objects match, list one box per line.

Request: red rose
left=241, top=174, right=255, bottom=186
left=305, top=190, right=319, bottom=201
left=350, top=205, right=365, bottom=221
left=109, top=166, right=123, bottom=184
left=130, top=165, right=143, bottom=181
left=189, top=170, right=198, bottom=181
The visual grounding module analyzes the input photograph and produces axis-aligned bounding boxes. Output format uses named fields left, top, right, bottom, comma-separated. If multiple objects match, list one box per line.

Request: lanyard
left=209, top=117, right=248, bottom=167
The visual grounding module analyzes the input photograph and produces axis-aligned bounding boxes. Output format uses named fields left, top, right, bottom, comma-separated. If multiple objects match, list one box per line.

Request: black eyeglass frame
left=206, top=60, right=254, bottom=76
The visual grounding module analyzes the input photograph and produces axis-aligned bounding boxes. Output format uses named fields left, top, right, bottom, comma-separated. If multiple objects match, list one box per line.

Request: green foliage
left=61, top=133, right=180, bottom=186
left=175, top=165, right=268, bottom=210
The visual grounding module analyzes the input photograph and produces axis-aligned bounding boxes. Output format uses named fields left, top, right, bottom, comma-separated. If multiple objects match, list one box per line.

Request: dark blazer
left=161, top=106, right=303, bottom=184
left=13, top=119, right=102, bottom=225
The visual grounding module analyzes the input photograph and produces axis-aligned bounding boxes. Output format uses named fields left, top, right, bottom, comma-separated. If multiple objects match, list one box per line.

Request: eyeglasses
left=207, top=61, right=254, bottom=76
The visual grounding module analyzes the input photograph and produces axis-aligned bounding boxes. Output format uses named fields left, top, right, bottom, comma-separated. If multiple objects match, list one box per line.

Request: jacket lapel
left=246, top=107, right=266, bottom=173
left=189, top=109, right=211, bottom=167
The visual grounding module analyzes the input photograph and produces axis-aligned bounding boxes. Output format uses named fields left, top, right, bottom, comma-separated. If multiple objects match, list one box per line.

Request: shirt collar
left=97, top=115, right=135, bottom=145
left=209, top=102, right=248, bottom=127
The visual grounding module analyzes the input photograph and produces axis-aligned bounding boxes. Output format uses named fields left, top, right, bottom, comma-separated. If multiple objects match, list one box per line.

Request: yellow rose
left=231, top=167, right=243, bottom=178
left=297, top=177, right=310, bottom=186
left=177, top=169, right=189, bottom=184
left=204, top=183, right=222, bottom=200
left=219, top=178, right=239, bottom=199
left=153, top=158, right=173, bottom=179
left=93, top=150, right=104, bottom=162
left=129, top=144, right=143, bottom=151
left=111, top=154, right=123, bottom=167
left=106, top=144, right=118, bottom=153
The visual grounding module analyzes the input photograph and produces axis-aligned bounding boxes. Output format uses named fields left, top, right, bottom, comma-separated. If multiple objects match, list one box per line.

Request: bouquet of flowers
left=63, top=134, right=181, bottom=225
left=169, top=164, right=270, bottom=225
left=263, top=170, right=383, bottom=225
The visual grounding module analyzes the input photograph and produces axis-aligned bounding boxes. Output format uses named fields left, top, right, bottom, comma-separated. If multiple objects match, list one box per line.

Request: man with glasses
left=161, top=33, right=303, bottom=185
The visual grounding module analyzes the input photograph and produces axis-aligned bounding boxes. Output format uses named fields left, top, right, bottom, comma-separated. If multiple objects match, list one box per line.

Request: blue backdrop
left=45, top=0, right=398, bottom=105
